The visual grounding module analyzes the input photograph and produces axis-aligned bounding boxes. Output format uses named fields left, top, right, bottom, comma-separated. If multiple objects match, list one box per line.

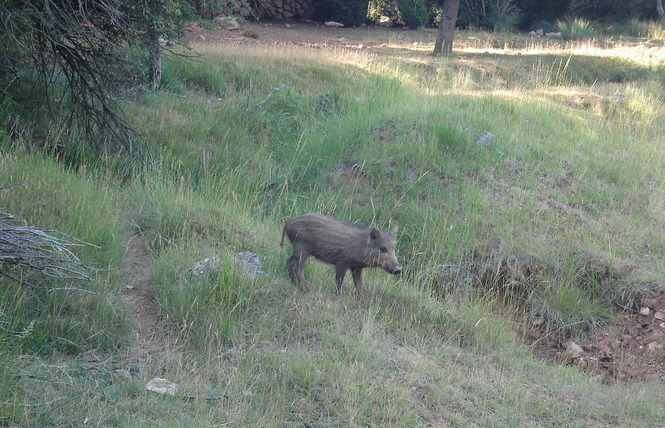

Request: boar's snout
left=390, top=265, right=403, bottom=276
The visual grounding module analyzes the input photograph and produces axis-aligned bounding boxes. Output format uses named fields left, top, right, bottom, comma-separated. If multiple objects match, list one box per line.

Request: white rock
left=562, top=340, right=584, bottom=361
left=214, top=16, right=241, bottom=31
left=146, top=377, right=178, bottom=396
left=324, top=21, right=344, bottom=28
left=640, top=307, right=650, bottom=316
left=237, top=251, right=266, bottom=277
left=648, top=342, right=663, bottom=351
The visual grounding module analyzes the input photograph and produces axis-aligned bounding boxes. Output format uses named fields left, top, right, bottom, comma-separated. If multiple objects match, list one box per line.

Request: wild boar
left=280, top=213, right=402, bottom=296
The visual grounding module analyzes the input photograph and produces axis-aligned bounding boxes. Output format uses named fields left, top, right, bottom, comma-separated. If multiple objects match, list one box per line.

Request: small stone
left=476, top=131, right=495, bottom=147
left=654, top=311, right=665, bottom=321
left=324, top=21, right=344, bottom=28
left=562, top=340, right=584, bottom=361
left=146, top=377, right=178, bottom=396
left=237, top=251, right=266, bottom=277
left=639, top=307, right=650, bottom=316
left=648, top=342, right=663, bottom=351
left=214, top=16, right=241, bottom=31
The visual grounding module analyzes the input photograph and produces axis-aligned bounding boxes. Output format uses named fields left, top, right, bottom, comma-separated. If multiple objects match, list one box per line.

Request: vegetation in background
left=0, top=1, right=191, bottom=157
left=556, top=16, right=598, bottom=40
left=396, top=0, right=430, bottom=29
left=312, top=0, right=370, bottom=26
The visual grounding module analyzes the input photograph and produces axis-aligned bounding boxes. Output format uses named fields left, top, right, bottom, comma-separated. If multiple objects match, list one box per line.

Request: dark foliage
left=0, top=1, right=191, bottom=158
left=312, top=0, right=370, bottom=27
left=0, top=1, right=140, bottom=153
left=397, top=0, right=429, bottom=28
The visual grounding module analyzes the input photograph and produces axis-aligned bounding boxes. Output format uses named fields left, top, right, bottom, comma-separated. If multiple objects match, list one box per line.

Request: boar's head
left=368, top=226, right=402, bottom=276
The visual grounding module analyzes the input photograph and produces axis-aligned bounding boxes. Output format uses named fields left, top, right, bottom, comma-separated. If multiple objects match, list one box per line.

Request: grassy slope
left=1, top=29, right=665, bottom=426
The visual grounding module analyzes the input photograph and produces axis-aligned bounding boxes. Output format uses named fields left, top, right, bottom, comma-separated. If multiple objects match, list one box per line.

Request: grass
left=1, top=24, right=665, bottom=425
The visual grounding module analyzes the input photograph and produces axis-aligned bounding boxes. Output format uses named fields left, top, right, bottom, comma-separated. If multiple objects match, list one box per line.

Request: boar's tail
left=280, top=225, right=286, bottom=247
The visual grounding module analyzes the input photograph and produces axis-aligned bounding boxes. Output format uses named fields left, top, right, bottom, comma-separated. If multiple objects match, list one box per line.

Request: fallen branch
left=0, top=209, right=97, bottom=285
left=254, top=81, right=292, bottom=109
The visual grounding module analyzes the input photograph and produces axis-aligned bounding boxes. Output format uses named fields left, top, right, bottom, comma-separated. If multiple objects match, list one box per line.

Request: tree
left=0, top=1, right=190, bottom=155
left=0, top=1, right=137, bottom=153
left=658, top=0, right=665, bottom=27
left=126, top=1, right=193, bottom=91
left=434, top=0, right=461, bottom=55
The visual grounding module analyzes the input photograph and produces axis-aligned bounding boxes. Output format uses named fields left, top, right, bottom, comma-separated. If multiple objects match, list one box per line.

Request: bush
left=367, top=0, right=392, bottom=23
left=312, top=0, right=369, bottom=27
left=397, top=0, right=429, bottom=29
left=459, top=0, right=522, bottom=31
left=556, top=17, right=597, bottom=40
left=490, top=0, right=522, bottom=32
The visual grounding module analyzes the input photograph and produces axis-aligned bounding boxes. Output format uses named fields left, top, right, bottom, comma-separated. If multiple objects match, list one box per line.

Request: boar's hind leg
left=287, top=248, right=311, bottom=292
left=351, top=267, right=364, bottom=297
left=335, top=265, right=347, bottom=294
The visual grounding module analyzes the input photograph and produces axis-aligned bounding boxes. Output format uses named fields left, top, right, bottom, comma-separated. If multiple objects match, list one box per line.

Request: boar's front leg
left=351, top=267, right=364, bottom=297
left=335, top=264, right=347, bottom=294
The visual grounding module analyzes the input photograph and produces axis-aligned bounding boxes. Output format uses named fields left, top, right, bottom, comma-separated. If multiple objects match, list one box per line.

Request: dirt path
left=119, top=235, right=169, bottom=367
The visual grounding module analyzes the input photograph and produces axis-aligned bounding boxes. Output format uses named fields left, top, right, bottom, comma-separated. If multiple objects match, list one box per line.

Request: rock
left=648, top=342, right=663, bottom=351
left=536, top=29, right=544, bottom=36
left=324, top=21, right=344, bottom=28
left=114, top=368, right=132, bottom=380
left=214, top=16, right=241, bottom=31
left=146, top=377, right=178, bottom=396
left=562, top=340, right=584, bottom=361
left=185, top=256, right=222, bottom=279
left=284, top=23, right=292, bottom=28
left=655, top=311, right=665, bottom=321
left=545, top=32, right=562, bottom=38
left=476, top=131, right=495, bottom=147
left=639, top=307, right=650, bottom=316
left=237, top=251, right=266, bottom=277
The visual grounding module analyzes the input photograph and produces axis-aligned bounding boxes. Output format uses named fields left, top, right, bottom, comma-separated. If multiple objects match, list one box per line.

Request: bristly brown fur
left=281, top=213, right=402, bottom=296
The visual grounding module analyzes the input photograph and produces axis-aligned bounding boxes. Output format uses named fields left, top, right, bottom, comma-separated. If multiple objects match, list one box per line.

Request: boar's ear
left=369, top=227, right=381, bottom=241
left=389, top=226, right=398, bottom=236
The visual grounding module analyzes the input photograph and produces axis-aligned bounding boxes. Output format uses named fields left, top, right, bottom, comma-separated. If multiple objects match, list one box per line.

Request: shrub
left=490, top=0, right=522, bottom=32
left=556, top=17, right=597, bottom=40
left=397, top=0, right=429, bottom=29
left=367, top=0, right=392, bottom=23
left=312, top=0, right=369, bottom=27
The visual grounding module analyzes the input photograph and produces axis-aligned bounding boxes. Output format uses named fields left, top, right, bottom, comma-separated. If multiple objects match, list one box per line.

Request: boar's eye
left=378, top=246, right=388, bottom=254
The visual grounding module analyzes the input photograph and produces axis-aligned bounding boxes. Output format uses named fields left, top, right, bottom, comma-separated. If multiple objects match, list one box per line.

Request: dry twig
left=0, top=212, right=97, bottom=285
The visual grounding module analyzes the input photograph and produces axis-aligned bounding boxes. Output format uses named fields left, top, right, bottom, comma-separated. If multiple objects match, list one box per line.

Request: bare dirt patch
left=119, top=235, right=170, bottom=367
left=525, top=285, right=665, bottom=383
left=186, top=20, right=436, bottom=49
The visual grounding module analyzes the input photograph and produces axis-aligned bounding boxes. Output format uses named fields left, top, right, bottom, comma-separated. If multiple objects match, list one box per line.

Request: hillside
left=1, top=21, right=664, bottom=426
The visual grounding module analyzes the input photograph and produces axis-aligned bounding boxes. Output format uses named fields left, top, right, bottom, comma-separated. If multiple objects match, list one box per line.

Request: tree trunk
left=147, top=23, right=162, bottom=90
left=658, top=0, right=665, bottom=27
left=434, top=0, right=462, bottom=56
